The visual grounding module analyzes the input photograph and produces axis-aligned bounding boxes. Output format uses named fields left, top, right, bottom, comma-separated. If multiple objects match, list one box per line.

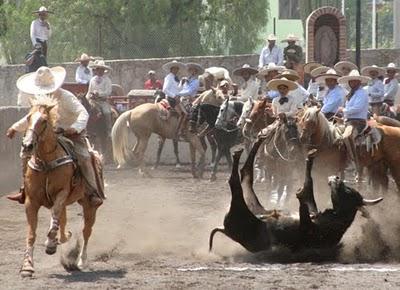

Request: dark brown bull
left=209, top=137, right=383, bottom=253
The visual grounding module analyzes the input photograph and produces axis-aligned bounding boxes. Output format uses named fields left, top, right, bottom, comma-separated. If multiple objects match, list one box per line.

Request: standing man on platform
left=30, top=6, right=52, bottom=58
left=258, top=34, right=284, bottom=68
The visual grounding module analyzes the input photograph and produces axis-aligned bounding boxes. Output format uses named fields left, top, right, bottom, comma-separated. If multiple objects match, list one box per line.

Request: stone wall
left=1, top=50, right=400, bottom=106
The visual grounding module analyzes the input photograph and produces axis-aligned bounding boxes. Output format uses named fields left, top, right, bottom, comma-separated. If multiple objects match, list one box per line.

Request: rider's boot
left=79, top=157, right=104, bottom=207
left=7, top=157, right=28, bottom=204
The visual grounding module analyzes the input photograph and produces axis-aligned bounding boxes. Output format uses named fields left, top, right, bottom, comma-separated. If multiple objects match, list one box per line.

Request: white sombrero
left=89, top=59, right=112, bottom=71
left=218, top=79, right=230, bottom=88
left=315, top=68, right=341, bottom=83
left=17, top=66, right=66, bottom=95
left=334, top=61, right=358, bottom=76
left=338, top=69, right=371, bottom=85
left=310, top=66, right=330, bottom=78
left=276, top=70, right=300, bottom=82
left=33, top=6, right=53, bottom=14
left=233, top=64, right=258, bottom=76
left=266, top=34, right=277, bottom=41
left=282, top=34, right=299, bottom=43
left=257, top=63, right=285, bottom=76
left=75, top=53, right=93, bottom=62
left=267, top=77, right=297, bottom=91
left=303, top=62, right=322, bottom=74
left=162, top=60, right=186, bottom=72
left=385, top=63, right=400, bottom=72
left=361, top=65, right=386, bottom=77
left=185, top=62, right=204, bottom=75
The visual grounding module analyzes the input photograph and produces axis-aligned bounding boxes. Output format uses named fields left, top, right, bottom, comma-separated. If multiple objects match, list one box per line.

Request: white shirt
left=86, top=75, right=112, bottom=99
left=258, top=45, right=284, bottom=68
left=291, top=84, right=310, bottom=109
left=384, top=78, right=399, bottom=102
left=162, top=73, right=181, bottom=97
left=12, top=89, right=89, bottom=133
left=237, top=78, right=260, bottom=102
left=75, top=65, right=92, bottom=84
left=365, top=78, right=384, bottom=104
left=30, top=19, right=51, bottom=45
left=272, top=94, right=297, bottom=117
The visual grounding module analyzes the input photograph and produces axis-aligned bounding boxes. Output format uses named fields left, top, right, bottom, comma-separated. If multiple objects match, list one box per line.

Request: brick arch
left=305, top=6, right=347, bottom=64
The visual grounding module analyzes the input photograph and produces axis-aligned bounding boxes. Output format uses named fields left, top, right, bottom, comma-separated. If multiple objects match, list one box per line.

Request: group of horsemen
left=5, top=31, right=400, bottom=207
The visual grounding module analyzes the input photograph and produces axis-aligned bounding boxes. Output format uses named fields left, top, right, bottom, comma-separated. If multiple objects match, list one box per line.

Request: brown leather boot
left=7, top=187, right=25, bottom=204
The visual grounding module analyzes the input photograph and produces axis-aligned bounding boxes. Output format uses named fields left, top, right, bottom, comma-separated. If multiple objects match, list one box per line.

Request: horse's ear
left=46, top=105, right=56, bottom=113
left=279, top=113, right=287, bottom=124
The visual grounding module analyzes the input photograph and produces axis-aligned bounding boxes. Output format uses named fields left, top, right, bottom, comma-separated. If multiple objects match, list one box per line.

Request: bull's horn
left=362, top=197, right=383, bottom=206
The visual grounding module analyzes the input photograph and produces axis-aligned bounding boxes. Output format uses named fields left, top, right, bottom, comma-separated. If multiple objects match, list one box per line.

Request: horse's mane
left=303, top=106, right=335, bottom=146
left=30, top=95, right=58, bottom=126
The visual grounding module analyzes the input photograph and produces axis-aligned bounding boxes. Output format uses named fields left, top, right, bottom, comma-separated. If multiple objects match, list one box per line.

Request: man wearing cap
left=75, top=53, right=93, bottom=84
left=144, top=70, right=163, bottom=90
left=282, top=34, right=303, bottom=71
left=233, top=64, right=260, bottom=102
left=6, top=66, right=103, bottom=206
left=315, top=69, right=345, bottom=119
left=361, top=65, right=385, bottom=115
left=30, top=6, right=52, bottom=58
left=86, top=60, right=113, bottom=136
left=258, top=34, right=284, bottom=68
left=383, top=63, right=399, bottom=106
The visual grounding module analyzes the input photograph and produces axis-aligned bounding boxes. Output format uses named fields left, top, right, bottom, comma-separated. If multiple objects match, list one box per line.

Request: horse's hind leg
left=207, top=134, right=217, bottom=166
left=154, top=136, right=165, bottom=169
left=78, top=199, right=99, bottom=269
left=173, top=139, right=181, bottom=167
left=21, top=199, right=40, bottom=277
left=137, top=135, right=152, bottom=177
left=210, top=148, right=223, bottom=181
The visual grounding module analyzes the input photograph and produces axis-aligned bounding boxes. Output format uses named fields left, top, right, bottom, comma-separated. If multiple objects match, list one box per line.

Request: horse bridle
left=217, top=101, right=240, bottom=132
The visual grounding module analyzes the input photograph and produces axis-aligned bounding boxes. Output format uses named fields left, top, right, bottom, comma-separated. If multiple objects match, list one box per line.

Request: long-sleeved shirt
left=86, top=75, right=112, bottom=100
left=162, top=73, right=181, bottom=97
left=12, top=89, right=89, bottom=133
left=384, top=78, right=399, bottom=102
left=176, top=77, right=199, bottom=98
left=75, top=65, right=92, bottom=84
left=30, top=19, right=51, bottom=45
left=237, top=78, right=260, bottom=102
left=292, top=84, right=310, bottom=109
left=365, top=78, right=384, bottom=104
left=321, top=85, right=345, bottom=114
left=343, top=87, right=369, bottom=120
left=258, top=45, right=284, bottom=68
left=272, top=94, right=297, bottom=117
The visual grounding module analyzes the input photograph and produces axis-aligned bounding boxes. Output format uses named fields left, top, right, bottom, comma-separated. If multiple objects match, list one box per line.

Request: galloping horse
left=111, top=102, right=206, bottom=178
left=19, top=102, right=102, bottom=277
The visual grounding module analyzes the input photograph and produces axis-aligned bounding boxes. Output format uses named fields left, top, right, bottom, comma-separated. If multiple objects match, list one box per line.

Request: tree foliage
left=0, top=0, right=269, bottom=64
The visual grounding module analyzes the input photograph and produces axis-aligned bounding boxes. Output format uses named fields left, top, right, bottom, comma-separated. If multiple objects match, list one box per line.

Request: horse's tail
left=111, top=110, right=132, bottom=167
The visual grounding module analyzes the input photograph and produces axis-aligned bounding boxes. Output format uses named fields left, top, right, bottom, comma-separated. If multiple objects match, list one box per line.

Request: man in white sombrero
left=266, top=77, right=298, bottom=118
left=75, top=53, right=93, bottom=84
left=258, top=34, right=284, bottom=68
left=308, top=66, right=330, bottom=102
left=233, top=64, right=260, bottom=102
left=86, top=60, right=113, bottom=135
left=6, top=66, right=103, bottom=206
left=31, top=6, right=53, bottom=58
left=275, top=70, right=309, bottom=110
left=315, top=69, right=345, bottom=119
left=162, top=60, right=186, bottom=107
left=257, top=62, right=285, bottom=100
left=361, top=65, right=385, bottom=115
left=334, top=61, right=358, bottom=77
left=383, top=63, right=400, bottom=106
left=337, top=69, right=370, bottom=172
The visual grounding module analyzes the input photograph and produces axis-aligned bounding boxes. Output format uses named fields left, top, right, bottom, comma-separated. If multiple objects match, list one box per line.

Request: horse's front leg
left=59, top=207, right=72, bottom=244
left=173, top=139, right=181, bottom=167
left=21, top=199, right=40, bottom=278
left=45, top=189, right=69, bottom=255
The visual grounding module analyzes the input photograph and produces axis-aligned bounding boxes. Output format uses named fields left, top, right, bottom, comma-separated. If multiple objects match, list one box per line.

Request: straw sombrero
left=338, top=69, right=371, bottom=85
left=257, top=63, right=285, bottom=77
left=33, top=6, right=53, bottom=14
left=361, top=65, right=386, bottom=77
left=334, top=61, right=358, bottom=76
left=89, top=60, right=112, bottom=71
left=162, top=60, right=186, bottom=72
left=281, top=34, right=299, bottom=43
left=17, top=66, right=66, bottom=95
left=75, top=53, right=93, bottom=62
left=266, top=34, right=277, bottom=41
left=385, top=63, right=400, bottom=72
left=303, top=62, right=322, bottom=74
left=276, top=70, right=300, bottom=82
left=233, top=64, right=258, bottom=76
left=185, top=62, right=204, bottom=75
left=310, top=66, right=330, bottom=78
left=267, top=77, right=297, bottom=91
left=315, top=68, right=341, bottom=83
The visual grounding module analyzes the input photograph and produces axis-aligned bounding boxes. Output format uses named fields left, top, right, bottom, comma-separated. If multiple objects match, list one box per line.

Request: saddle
left=157, top=99, right=171, bottom=120
left=336, top=124, right=382, bottom=155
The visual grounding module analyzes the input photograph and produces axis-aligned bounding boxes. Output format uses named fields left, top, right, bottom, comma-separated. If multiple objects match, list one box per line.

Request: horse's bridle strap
left=28, top=155, right=74, bottom=172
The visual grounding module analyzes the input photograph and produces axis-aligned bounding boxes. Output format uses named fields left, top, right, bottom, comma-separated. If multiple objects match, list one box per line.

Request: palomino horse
left=19, top=102, right=102, bottom=277
left=111, top=102, right=206, bottom=178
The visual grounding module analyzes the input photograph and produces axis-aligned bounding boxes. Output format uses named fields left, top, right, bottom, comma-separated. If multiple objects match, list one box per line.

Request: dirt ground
left=1, top=163, right=400, bottom=290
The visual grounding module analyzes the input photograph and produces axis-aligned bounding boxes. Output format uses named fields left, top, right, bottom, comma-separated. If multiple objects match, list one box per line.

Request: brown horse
left=19, top=102, right=102, bottom=277
left=111, top=102, right=205, bottom=178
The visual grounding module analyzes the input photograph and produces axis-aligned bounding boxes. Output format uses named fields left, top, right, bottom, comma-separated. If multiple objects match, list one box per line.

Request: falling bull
left=209, top=137, right=383, bottom=255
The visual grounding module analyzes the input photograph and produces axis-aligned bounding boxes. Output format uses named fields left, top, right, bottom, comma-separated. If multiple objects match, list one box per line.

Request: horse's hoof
left=59, top=231, right=72, bottom=244
left=20, top=270, right=34, bottom=278
left=45, top=245, right=57, bottom=255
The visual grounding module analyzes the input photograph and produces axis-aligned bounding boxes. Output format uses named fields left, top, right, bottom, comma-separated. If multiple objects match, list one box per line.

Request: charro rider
left=266, top=77, right=298, bottom=118
left=75, top=53, right=93, bottom=84
left=6, top=66, right=103, bottom=206
left=162, top=60, right=185, bottom=108
left=383, top=63, right=400, bottom=107
left=337, top=69, right=370, bottom=173
left=85, top=60, right=113, bottom=137
left=257, top=62, right=285, bottom=101
left=361, top=65, right=385, bottom=116
left=232, top=64, right=260, bottom=102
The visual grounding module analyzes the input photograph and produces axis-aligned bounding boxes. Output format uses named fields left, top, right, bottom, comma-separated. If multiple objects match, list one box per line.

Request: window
left=279, top=0, right=300, bottom=19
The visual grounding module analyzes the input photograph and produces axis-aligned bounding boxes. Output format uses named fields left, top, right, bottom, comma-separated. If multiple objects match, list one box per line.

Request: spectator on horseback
left=6, top=66, right=103, bottom=207
left=86, top=60, right=113, bottom=137
left=30, top=6, right=52, bottom=58
left=162, top=60, right=186, bottom=108
left=361, top=65, right=385, bottom=116
left=75, top=53, right=93, bottom=84
left=383, top=63, right=400, bottom=107
left=337, top=69, right=371, bottom=174
left=314, top=68, right=345, bottom=119
left=232, top=64, right=260, bottom=102
left=24, top=43, right=47, bottom=73
left=257, top=62, right=284, bottom=101
left=258, top=34, right=284, bottom=68
left=144, top=70, right=163, bottom=90
left=266, top=77, right=298, bottom=118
